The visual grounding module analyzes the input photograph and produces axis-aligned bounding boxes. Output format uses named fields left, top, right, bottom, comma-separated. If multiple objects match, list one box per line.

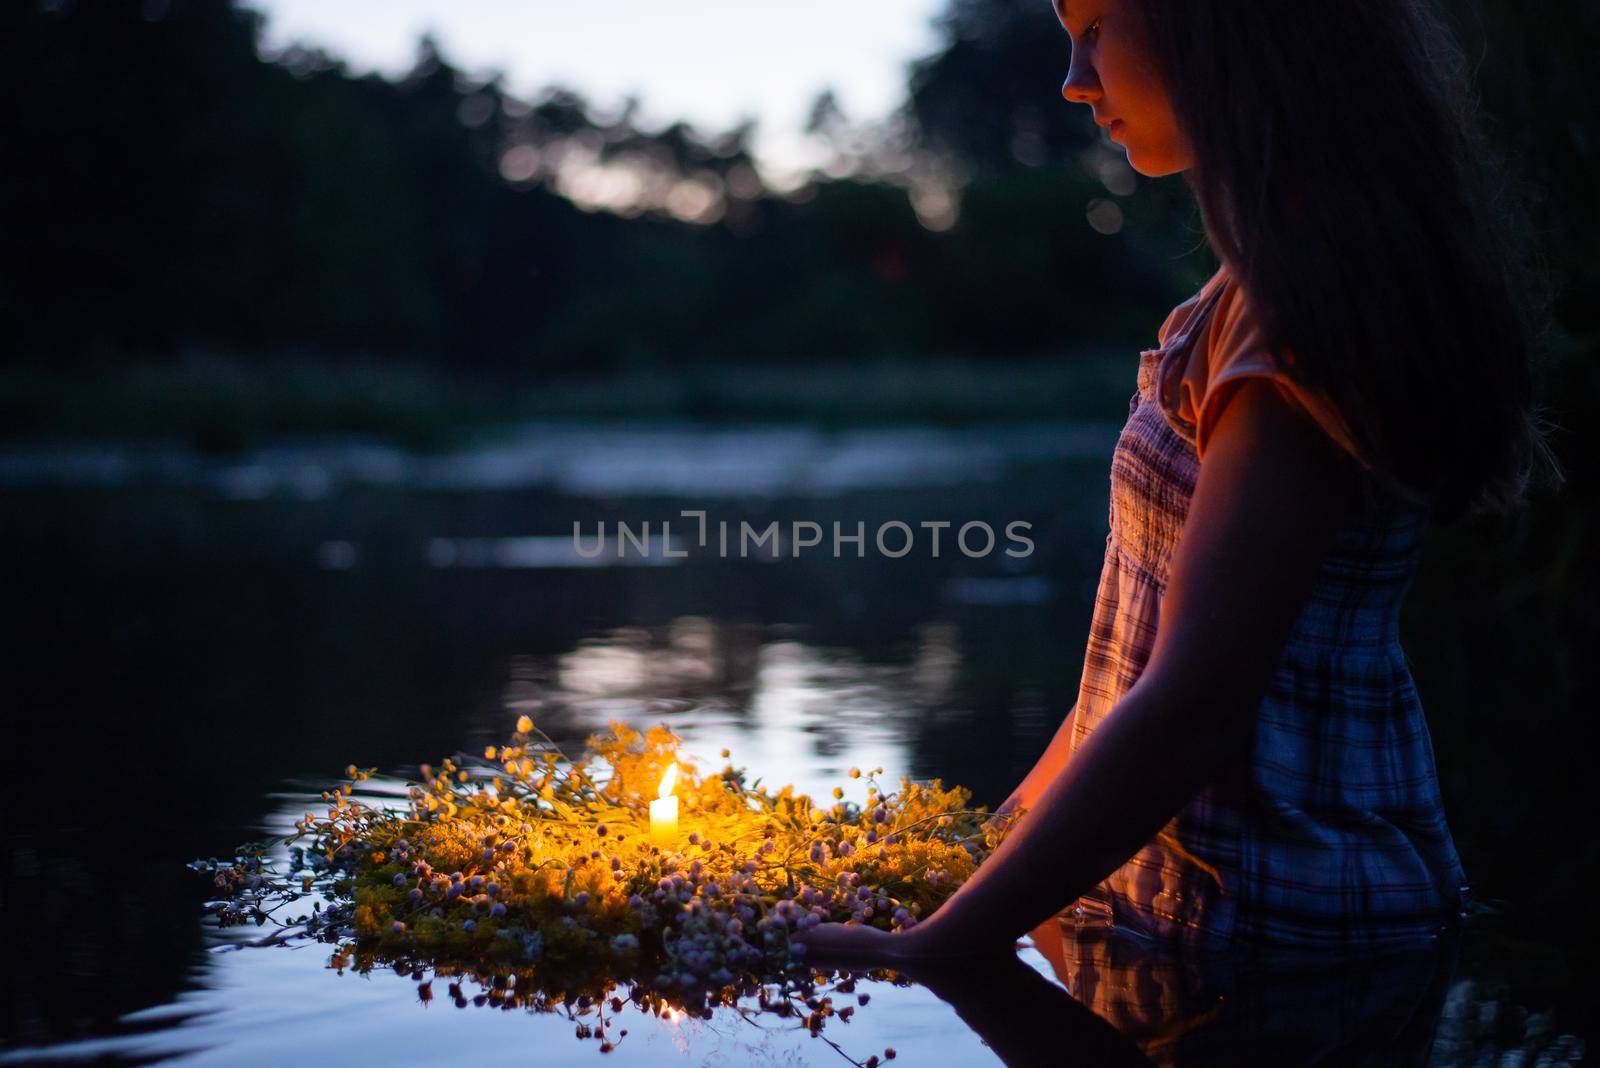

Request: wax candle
left=649, top=763, right=679, bottom=842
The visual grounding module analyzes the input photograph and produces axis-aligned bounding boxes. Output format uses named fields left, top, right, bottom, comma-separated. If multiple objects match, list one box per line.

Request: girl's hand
left=798, top=915, right=1015, bottom=969
left=798, top=922, right=917, bottom=967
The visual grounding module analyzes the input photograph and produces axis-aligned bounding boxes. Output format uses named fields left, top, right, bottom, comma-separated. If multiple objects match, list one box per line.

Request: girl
left=805, top=0, right=1561, bottom=962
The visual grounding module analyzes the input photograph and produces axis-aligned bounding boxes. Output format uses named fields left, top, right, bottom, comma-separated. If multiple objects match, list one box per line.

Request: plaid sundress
left=1063, top=264, right=1469, bottom=949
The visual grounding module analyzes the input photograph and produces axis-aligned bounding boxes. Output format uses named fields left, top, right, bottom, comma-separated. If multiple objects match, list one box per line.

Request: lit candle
left=649, top=763, right=679, bottom=842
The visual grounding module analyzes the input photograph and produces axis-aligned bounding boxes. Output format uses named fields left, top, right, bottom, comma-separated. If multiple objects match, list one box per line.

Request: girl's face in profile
left=1055, top=0, right=1192, bottom=176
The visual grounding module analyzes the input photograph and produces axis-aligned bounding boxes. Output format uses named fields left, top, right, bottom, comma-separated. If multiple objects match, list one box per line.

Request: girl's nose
left=1061, top=56, right=1102, bottom=105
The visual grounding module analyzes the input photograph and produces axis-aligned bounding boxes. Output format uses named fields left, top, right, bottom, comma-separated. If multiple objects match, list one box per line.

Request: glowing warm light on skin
left=650, top=763, right=680, bottom=842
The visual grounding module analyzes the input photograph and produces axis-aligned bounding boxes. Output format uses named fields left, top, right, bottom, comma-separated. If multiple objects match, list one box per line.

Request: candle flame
left=657, top=763, right=678, bottom=799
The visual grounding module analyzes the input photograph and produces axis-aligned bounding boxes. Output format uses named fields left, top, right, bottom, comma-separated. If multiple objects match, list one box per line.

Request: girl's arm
left=804, top=379, right=1361, bottom=962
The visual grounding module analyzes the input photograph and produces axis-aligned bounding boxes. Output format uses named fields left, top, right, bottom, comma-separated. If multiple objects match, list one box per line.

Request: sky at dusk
left=249, top=0, right=948, bottom=180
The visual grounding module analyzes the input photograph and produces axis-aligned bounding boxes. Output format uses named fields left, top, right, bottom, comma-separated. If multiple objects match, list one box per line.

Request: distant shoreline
left=0, top=352, right=1137, bottom=454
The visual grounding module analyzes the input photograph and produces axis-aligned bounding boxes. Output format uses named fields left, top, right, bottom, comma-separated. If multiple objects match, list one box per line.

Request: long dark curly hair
left=1128, top=0, right=1565, bottom=524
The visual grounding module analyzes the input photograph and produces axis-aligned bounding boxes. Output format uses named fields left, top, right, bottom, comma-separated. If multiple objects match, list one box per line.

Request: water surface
left=0, top=421, right=1584, bottom=1064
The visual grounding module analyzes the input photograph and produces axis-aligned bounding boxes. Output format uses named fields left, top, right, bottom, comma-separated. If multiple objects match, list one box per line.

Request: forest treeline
left=2, top=1, right=1590, bottom=381
left=0, top=0, right=1203, bottom=372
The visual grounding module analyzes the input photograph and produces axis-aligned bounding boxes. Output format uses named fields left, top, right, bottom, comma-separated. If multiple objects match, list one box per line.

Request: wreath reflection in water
left=193, top=718, right=1021, bottom=1061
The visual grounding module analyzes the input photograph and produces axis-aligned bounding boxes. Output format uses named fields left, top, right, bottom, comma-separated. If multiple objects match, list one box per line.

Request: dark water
left=0, top=423, right=1586, bottom=1065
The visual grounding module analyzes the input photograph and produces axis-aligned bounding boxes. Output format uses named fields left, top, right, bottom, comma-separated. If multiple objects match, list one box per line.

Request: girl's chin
left=1123, top=147, right=1187, bottom=179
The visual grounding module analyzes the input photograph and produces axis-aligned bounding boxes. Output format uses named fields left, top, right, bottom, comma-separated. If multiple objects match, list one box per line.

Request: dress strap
left=1137, top=268, right=1229, bottom=400
left=1168, top=269, right=1230, bottom=358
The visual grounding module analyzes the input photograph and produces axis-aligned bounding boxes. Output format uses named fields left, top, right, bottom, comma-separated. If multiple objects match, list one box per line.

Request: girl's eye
left=1085, top=17, right=1102, bottom=38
